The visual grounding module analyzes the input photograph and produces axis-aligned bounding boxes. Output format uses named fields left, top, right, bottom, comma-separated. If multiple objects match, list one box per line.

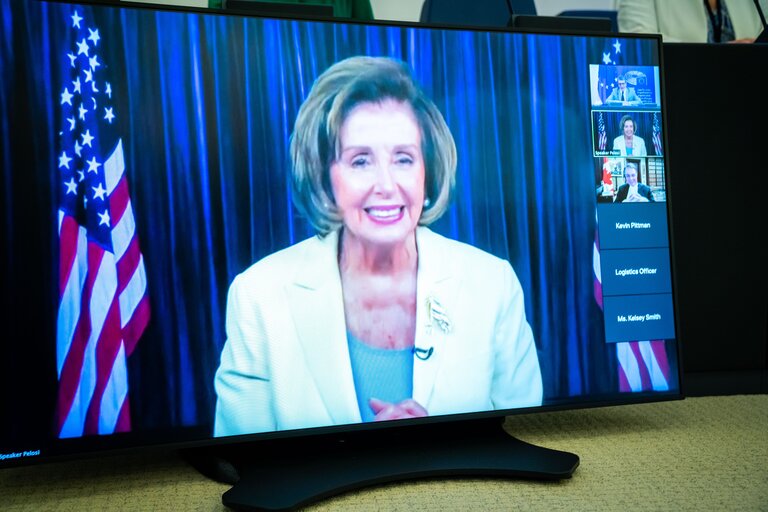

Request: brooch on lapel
left=425, top=296, right=452, bottom=335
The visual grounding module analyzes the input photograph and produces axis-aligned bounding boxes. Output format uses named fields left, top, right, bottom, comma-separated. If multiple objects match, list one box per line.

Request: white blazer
left=613, top=135, right=647, bottom=156
left=213, top=227, right=543, bottom=437
left=617, top=0, right=765, bottom=43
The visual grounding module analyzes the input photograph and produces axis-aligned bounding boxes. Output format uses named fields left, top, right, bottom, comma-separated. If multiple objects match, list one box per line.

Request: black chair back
left=420, top=0, right=536, bottom=27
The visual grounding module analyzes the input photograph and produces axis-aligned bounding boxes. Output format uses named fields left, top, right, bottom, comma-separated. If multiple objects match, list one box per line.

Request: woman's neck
left=338, top=229, right=418, bottom=277
left=337, top=228, right=419, bottom=349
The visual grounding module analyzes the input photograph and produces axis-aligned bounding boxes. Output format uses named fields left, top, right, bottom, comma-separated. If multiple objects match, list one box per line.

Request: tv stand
left=184, top=418, right=579, bottom=511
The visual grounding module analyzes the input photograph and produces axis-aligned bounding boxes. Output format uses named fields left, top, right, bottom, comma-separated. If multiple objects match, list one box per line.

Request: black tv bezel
left=3, top=0, right=684, bottom=471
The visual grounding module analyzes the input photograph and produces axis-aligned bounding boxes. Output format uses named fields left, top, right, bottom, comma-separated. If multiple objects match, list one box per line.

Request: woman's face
left=330, top=99, right=425, bottom=249
left=623, top=120, right=635, bottom=137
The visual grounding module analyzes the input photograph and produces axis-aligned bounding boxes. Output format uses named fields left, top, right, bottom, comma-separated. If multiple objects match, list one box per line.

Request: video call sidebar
left=590, top=63, right=676, bottom=345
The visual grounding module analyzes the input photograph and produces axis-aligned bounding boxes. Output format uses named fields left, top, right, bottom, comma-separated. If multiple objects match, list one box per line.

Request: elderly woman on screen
left=612, top=114, right=647, bottom=157
left=213, top=56, right=542, bottom=437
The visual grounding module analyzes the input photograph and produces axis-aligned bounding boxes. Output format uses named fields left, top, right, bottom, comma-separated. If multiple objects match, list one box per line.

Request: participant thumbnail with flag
left=592, top=110, right=664, bottom=158
left=589, top=63, right=660, bottom=107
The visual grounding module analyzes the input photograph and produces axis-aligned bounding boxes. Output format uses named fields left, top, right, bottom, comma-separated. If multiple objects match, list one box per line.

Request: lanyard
left=704, top=0, right=723, bottom=42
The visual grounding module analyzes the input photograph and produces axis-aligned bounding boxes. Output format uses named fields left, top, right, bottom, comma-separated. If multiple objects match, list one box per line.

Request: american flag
left=597, top=111, right=607, bottom=151
left=652, top=111, right=663, bottom=156
left=56, top=8, right=150, bottom=437
left=594, top=38, right=670, bottom=393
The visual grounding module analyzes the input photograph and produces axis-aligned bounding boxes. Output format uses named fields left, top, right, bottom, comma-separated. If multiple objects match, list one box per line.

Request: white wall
left=370, top=0, right=618, bottom=21
left=370, top=0, right=423, bottom=21
left=534, top=0, right=617, bottom=17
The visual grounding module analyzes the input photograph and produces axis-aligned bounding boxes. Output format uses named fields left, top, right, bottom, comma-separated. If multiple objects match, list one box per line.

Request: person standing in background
left=617, top=0, right=765, bottom=43
left=208, top=0, right=374, bottom=19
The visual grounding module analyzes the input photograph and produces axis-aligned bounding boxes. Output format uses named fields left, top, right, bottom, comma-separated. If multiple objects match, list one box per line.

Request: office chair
left=558, top=9, right=618, bottom=32
left=420, top=0, right=536, bottom=27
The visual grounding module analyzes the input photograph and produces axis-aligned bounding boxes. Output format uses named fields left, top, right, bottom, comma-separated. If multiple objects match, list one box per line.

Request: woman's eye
left=395, top=154, right=414, bottom=166
left=350, top=155, right=370, bottom=168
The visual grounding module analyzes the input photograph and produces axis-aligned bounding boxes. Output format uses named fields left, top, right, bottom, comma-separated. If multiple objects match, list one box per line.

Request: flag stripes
left=57, top=139, right=149, bottom=438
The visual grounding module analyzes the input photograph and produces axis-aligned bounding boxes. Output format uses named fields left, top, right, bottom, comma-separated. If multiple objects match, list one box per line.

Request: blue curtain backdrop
left=1, top=1, right=664, bottom=436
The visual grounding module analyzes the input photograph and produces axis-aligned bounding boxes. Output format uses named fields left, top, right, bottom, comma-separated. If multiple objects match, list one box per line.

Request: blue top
left=347, top=333, right=414, bottom=422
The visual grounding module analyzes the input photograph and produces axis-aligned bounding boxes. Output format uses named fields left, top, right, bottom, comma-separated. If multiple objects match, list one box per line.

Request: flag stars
left=65, top=177, right=78, bottom=195
left=59, top=151, right=72, bottom=170
left=71, top=11, right=83, bottom=29
left=603, top=52, right=612, bottom=65
left=61, top=16, right=120, bottom=236
left=77, top=38, right=90, bottom=57
left=81, top=129, right=94, bottom=148
left=87, top=156, right=101, bottom=174
left=88, top=28, right=100, bottom=46
left=61, top=87, right=74, bottom=106
left=613, top=39, right=622, bottom=54
left=92, top=182, right=107, bottom=201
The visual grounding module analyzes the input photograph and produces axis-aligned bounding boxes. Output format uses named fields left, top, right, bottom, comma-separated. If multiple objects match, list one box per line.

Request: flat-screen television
left=0, top=0, right=682, bottom=509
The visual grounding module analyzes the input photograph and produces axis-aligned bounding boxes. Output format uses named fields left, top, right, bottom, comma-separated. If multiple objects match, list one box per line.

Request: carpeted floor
left=2, top=395, right=766, bottom=511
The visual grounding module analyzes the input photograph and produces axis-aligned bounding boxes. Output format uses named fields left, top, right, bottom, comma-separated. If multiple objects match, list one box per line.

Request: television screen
left=0, top=0, right=681, bottom=499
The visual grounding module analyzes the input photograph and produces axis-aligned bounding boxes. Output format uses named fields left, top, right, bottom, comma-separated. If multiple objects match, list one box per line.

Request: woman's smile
left=364, top=205, right=404, bottom=223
